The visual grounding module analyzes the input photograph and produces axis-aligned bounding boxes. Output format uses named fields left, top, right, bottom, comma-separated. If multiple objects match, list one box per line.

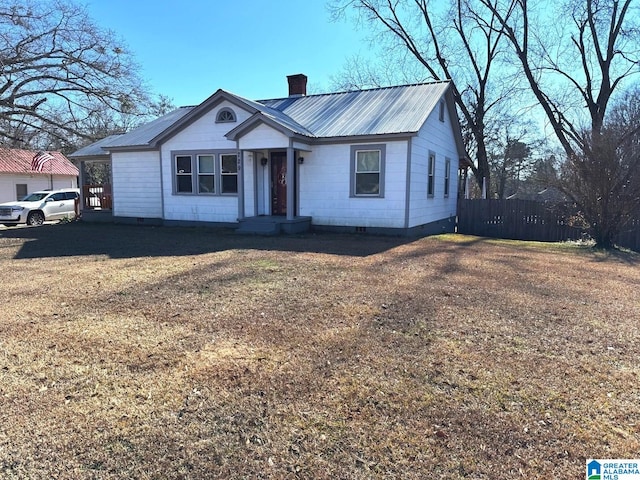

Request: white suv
left=0, top=188, right=80, bottom=226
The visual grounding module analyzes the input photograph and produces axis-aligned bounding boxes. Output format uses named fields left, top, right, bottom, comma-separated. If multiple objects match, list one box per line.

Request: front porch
left=77, top=156, right=114, bottom=220
left=236, top=215, right=311, bottom=235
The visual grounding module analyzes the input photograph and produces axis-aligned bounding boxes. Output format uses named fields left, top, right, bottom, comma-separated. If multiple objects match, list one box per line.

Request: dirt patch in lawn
left=1, top=223, right=639, bottom=479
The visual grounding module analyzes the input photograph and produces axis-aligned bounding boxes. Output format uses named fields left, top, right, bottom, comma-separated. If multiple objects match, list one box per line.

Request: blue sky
left=85, top=0, right=367, bottom=107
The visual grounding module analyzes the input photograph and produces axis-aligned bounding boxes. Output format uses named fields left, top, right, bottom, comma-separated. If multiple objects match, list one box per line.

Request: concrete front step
left=236, top=221, right=281, bottom=235
left=235, top=216, right=311, bottom=235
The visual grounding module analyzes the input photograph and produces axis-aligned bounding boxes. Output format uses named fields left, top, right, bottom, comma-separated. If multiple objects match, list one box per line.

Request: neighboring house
left=506, top=186, right=568, bottom=203
left=0, top=148, right=79, bottom=203
left=70, top=74, right=467, bottom=235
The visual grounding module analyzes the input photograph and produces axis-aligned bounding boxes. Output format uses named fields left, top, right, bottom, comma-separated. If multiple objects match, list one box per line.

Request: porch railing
left=83, top=184, right=112, bottom=210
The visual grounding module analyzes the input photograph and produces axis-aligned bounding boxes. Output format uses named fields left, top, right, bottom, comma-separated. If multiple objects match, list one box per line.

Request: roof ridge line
left=257, top=79, right=451, bottom=103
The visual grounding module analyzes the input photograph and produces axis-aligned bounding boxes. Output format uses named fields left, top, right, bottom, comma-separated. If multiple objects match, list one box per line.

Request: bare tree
left=479, top=0, right=637, bottom=150
left=329, top=0, right=521, bottom=191
left=478, top=0, right=639, bottom=247
left=560, top=87, right=640, bottom=248
left=490, top=134, right=533, bottom=198
left=0, top=0, right=162, bottom=150
left=48, top=93, right=175, bottom=154
left=329, top=54, right=426, bottom=90
left=524, top=155, right=560, bottom=193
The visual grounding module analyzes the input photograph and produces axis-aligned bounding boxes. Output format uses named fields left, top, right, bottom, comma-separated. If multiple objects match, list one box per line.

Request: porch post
left=286, top=145, right=294, bottom=220
left=79, top=161, right=87, bottom=212
left=237, top=148, right=245, bottom=220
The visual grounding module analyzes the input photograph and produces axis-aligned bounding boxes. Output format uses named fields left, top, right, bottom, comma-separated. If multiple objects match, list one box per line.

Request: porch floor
left=80, top=209, right=113, bottom=223
left=236, top=215, right=312, bottom=235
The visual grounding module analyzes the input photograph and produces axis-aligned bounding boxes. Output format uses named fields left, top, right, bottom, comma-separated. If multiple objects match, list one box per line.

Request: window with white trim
left=350, top=144, right=386, bottom=197
left=439, top=101, right=445, bottom=122
left=428, top=152, right=436, bottom=197
left=444, top=157, right=451, bottom=197
left=198, top=154, right=215, bottom=193
left=355, top=151, right=380, bottom=195
left=173, top=151, right=238, bottom=196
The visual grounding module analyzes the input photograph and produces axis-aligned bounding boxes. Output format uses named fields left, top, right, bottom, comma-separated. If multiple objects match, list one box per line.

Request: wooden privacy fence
left=457, top=199, right=586, bottom=243
left=616, top=218, right=640, bottom=252
left=457, top=199, right=640, bottom=251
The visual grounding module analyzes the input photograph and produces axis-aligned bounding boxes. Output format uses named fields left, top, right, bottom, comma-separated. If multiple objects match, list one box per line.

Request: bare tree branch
left=329, top=0, right=517, bottom=191
left=0, top=0, right=170, bottom=151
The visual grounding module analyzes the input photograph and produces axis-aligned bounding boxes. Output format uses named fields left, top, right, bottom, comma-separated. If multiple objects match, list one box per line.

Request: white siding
left=105, top=97, right=461, bottom=229
left=160, top=101, right=251, bottom=223
left=299, top=141, right=409, bottom=228
left=163, top=195, right=237, bottom=223
left=112, top=151, right=162, bottom=218
left=237, top=124, right=290, bottom=150
left=407, top=106, right=459, bottom=227
left=0, top=175, right=77, bottom=203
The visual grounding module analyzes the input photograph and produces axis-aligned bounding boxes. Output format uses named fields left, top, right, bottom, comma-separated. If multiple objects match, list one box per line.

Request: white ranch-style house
left=71, top=75, right=467, bottom=235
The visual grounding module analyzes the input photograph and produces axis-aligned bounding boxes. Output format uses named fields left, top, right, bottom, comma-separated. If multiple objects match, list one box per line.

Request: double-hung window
left=351, top=144, right=386, bottom=197
left=173, top=151, right=238, bottom=196
left=176, top=155, right=193, bottom=193
left=220, top=154, right=238, bottom=194
left=428, top=152, right=436, bottom=197
left=198, top=155, right=215, bottom=193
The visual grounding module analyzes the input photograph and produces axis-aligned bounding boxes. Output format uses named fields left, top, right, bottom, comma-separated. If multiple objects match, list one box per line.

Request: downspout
left=404, top=138, right=412, bottom=229
left=159, top=149, right=165, bottom=221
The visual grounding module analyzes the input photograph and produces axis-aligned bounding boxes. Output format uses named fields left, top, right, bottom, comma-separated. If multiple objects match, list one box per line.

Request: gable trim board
left=71, top=79, right=466, bottom=236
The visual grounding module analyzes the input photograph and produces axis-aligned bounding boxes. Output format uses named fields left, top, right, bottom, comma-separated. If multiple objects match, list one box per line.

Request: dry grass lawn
left=0, top=222, right=639, bottom=479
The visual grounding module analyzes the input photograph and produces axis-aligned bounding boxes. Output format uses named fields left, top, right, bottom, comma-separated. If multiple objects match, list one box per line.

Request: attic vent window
left=216, top=108, right=236, bottom=123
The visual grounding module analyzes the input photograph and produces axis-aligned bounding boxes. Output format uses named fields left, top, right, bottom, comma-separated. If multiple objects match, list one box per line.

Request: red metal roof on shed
left=0, top=148, right=78, bottom=176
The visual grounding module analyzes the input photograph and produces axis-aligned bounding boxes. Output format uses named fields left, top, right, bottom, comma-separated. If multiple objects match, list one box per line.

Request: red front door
left=271, top=152, right=287, bottom=215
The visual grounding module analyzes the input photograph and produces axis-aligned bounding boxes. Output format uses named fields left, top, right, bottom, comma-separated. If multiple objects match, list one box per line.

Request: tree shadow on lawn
left=587, top=245, right=640, bottom=265
left=2, top=222, right=417, bottom=260
left=51, top=252, right=444, bottom=478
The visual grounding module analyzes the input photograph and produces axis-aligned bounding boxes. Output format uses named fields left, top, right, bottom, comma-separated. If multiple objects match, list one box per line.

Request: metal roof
left=105, top=107, right=195, bottom=149
left=69, top=134, right=124, bottom=158
left=258, top=82, right=451, bottom=138
left=0, top=148, right=79, bottom=176
left=71, top=81, right=453, bottom=155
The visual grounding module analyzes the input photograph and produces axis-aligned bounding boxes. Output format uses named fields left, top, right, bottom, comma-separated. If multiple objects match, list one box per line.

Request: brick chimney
left=287, top=74, right=307, bottom=96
